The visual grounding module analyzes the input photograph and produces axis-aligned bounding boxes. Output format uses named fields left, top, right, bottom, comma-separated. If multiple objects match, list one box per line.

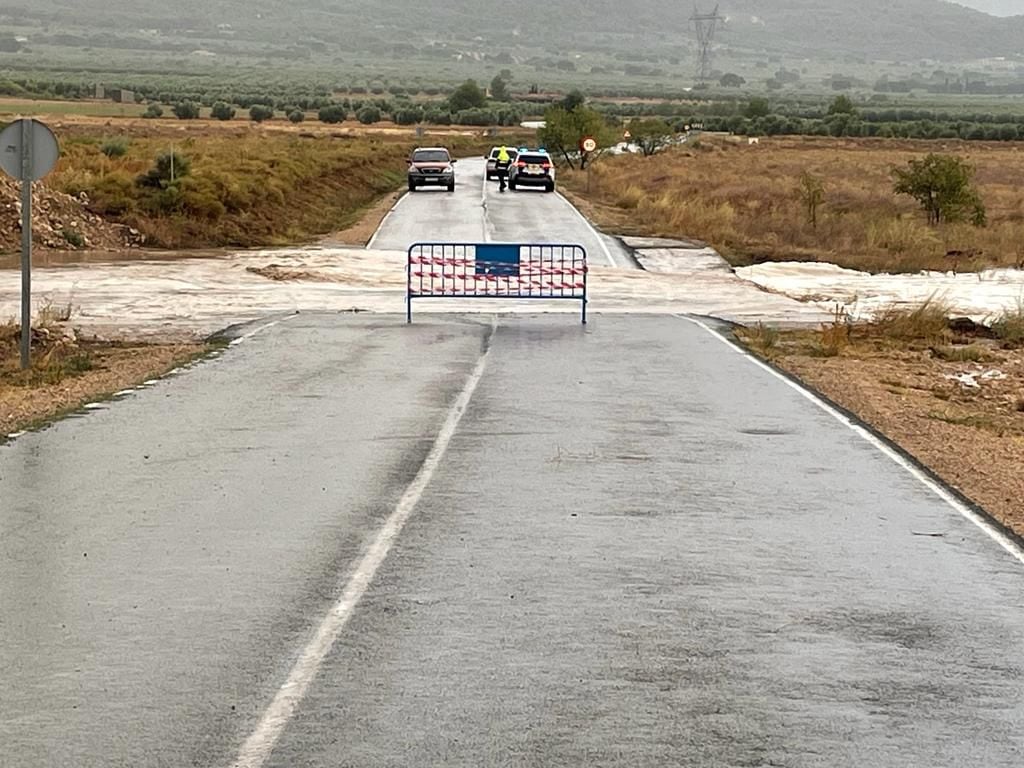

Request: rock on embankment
left=0, top=178, right=143, bottom=252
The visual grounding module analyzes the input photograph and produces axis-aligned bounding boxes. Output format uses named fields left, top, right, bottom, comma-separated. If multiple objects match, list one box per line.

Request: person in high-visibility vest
left=495, top=145, right=511, bottom=192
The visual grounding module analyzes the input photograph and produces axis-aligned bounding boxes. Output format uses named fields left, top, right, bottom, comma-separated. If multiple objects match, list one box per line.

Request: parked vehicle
left=408, top=147, right=455, bottom=192
left=508, top=150, right=555, bottom=192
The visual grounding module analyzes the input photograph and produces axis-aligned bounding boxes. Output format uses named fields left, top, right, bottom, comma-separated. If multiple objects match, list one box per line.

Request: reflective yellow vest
left=497, top=147, right=510, bottom=163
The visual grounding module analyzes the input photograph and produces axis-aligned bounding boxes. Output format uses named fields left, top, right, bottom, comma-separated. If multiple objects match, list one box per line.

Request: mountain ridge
left=0, top=0, right=1022, bottom=63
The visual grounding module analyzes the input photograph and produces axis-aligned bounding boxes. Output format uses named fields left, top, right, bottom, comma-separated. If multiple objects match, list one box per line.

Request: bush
left=454, top=108, right=498, bottom=126
left=356, top=105, right=382, bottom=124
left=318, top=104, right=347, bottom=124
left=991, top=302, right=1024, bottom=347
left=101, top=138, right=130, bottom=158
left=249, top=104, right=274, bottom=123
left=288, top=109, right=306, bottom=124
left=393, top=107, right=424, bottom=126
left=448, top=79, right=486, bottom=112
left=424, top=109, right=451, bottom=125
left=61, top=229, right=86, bottom=248
left=211, top=101, right=236, bottom=121
left=137, top=151, right=192, bottom=188
left=892, top=154, right=986, bottom=227
left=143, top=103, right=164, bottom=119
left=172, top=101, right=200, bottom=120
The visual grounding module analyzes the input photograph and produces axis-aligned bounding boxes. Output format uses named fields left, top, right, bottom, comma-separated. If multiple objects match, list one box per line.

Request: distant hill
left=1, top=0, right=1022, bottom=63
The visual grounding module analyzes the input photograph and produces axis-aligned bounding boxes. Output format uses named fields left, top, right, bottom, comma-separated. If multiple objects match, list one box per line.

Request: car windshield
left=519, top=153, right=549, bottom=164
left=412, top=150, right=449, bottom=163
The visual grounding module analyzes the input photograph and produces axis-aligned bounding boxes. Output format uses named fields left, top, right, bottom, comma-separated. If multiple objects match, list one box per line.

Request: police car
left=507, top=148, right=556, bottom=193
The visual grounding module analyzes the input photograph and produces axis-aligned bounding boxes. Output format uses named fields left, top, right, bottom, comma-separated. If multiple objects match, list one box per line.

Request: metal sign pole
left=20, top=119, right=32, bottom=370
left=0, top=117, right=58, bottom=370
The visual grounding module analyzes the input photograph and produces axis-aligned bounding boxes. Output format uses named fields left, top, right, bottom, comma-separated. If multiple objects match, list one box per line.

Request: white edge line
left=2, top=317, right=296, bottom=447
left=366, top=193, right=409, bottom=250
left=678, top=314, right=1024, bottom=567
left=556, top=191, right=616, bottom=268
left=228, top=318, right=497, bottom=768
left=228, top=315, right=297, bottom=347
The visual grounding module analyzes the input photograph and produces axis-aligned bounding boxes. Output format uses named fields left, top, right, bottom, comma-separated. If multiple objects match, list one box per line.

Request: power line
left=690, top=4, right=725, bottom=84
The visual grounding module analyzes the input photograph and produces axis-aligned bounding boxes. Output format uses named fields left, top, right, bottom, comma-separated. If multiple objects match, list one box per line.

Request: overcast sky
left=953, top=0, right=1023, bottom=15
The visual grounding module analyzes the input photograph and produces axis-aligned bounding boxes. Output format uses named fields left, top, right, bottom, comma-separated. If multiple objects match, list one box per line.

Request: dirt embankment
left=0, top=177, right=140, bottom=253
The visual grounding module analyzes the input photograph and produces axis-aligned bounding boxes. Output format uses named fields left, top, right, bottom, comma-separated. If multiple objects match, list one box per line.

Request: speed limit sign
left=580, top=136, right=597, bottom=153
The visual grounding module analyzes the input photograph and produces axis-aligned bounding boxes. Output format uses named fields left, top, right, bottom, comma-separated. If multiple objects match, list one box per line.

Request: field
left=34, top=120, right=530, bottom=250
left=0, top=98, right=145, bottom=117
left=566, top=136, right=1024, bottom=274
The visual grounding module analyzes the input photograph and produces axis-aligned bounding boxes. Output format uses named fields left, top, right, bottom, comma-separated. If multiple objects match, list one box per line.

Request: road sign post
left=0, top=118, right=60, bottom=369
left=580, top=136, right=597, bottom=192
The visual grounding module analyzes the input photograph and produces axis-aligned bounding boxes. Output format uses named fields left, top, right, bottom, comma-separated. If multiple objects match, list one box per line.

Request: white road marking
left=679, top=314, right=1024, bottom=567
left=480, top=169, right=492, bottom=243
left=366, top=193, right=409, bottom=250
left=556, top=192, right=617, bottom=268
left=227, top=318, right=498, bottom=768
left=229, top=314, right=298, bottom=347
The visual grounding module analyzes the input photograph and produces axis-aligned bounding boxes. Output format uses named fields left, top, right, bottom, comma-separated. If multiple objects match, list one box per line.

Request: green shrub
left=211, top=101, right=236, bottom=121
left=143, top=103, right=164, bottom=119
left=356, top=105, right=382, bottom=124
left=249, top=104, right=274, bottom=123
left=173, top=101, right=200, bottom=120
left=61, top=229, right=86, bottom=248
left=137, top=151, right=192, bottom=188
left=101, top=138, right=130, bottom=158
left=393, top=107, right=423, bottom=126
left=288, top=109, right=306, bottom=124
left=318, top=104, right=347, bottom=124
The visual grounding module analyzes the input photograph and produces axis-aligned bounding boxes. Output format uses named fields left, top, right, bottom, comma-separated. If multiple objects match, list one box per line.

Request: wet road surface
left=3, top=314, right=1024, bottom=767
left=370, top=157, right=635, bottom=269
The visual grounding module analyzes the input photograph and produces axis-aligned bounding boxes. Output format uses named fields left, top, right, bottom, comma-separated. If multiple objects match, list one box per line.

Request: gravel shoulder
left=1, top=330, right=208, bottom=437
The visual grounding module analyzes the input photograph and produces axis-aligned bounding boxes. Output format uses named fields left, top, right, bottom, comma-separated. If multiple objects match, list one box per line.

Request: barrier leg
left=407, top=291, right=412, bottom=324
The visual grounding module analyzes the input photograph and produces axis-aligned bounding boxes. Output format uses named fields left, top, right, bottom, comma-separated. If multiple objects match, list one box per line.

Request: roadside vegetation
left=565, top=136, right=1024, bottom=274
left=1, top=318, right=208, bottom=436
left=53, top=131, right=410, bottom=248
left=42, top=124, right=530, bottom=249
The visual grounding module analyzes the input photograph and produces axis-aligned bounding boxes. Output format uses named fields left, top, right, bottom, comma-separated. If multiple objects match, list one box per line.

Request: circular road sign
left=0, top=119, right=59, bottom=181
left=581, top=136, right=597, bottom=153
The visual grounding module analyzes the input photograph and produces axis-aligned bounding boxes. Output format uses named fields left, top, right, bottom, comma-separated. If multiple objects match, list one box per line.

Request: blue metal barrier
left=407, top=243, right=588, bottom=323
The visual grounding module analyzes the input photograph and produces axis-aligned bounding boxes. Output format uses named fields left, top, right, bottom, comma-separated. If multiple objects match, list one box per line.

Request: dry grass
left=870, top=297, right=954, bottom=342
left=930, top=344, right=994, bottom=363
left=49, top=124, right=531, bottom=249
left=991, top=301, right=1024, bottom=348
left=567, top=136, right=1024, bottom=274
left=736, top=322, right=780, bottom=357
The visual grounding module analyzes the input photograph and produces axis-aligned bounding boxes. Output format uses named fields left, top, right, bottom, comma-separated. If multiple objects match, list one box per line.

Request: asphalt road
left=3, top=311, right=1024, bottom=768
left=370, top=156, right=635, bottom=268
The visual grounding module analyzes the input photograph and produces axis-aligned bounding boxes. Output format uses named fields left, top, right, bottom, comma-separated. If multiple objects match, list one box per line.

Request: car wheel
left=447, top=183, right=456, bottom=193
left=509, top=181, right=517, bottom=191
left=408, top=181, right=416, bottom=192
left=546, top=183, right=555, bottom=193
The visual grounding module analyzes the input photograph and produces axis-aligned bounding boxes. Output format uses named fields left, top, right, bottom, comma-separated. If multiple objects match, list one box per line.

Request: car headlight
left=443, top=166, right=454, bottom=174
